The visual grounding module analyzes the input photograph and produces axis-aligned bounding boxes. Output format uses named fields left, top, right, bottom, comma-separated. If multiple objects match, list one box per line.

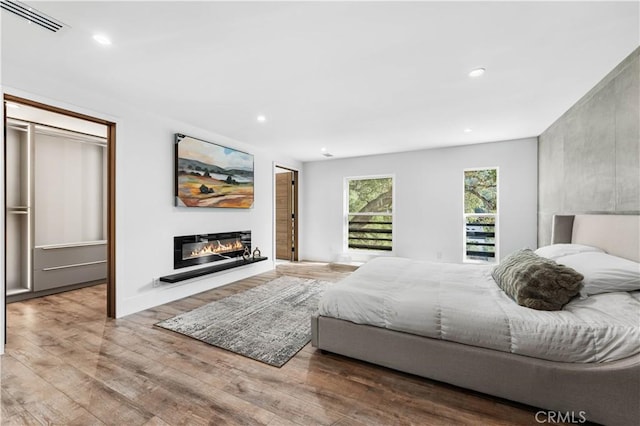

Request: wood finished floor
left=2, top=262, right=552, bottom=425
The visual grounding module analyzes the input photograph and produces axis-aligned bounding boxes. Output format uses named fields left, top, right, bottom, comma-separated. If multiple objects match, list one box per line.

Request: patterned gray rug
left=155, top=276, right=331, bottom=367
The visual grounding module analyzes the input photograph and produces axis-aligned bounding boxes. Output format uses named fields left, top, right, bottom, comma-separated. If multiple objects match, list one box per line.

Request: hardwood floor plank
left=1, top=383, right=43, bottom=426
left=265, top=415, right=301, bottom=426
left=5, top=339, right=153, bottom=425
left=3, top=262, right=555, bottom=425
left=46, top=319, right=276, bottom=424
left=0, top=355, right=105, bottom=425
left=0, top=411, right=44, bottom=426
left=142, top=415, right=174, bottom=426
left=222, top=376, right=344, bottom=426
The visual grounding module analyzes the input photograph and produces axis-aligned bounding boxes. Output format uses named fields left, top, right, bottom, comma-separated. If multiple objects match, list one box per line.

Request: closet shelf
left=37, top=240, right=107, bottom=250
left=7, top=288, right=31, bottom=296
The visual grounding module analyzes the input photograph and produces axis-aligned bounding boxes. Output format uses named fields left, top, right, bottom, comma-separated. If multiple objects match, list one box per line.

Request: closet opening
left=3, top=95, right=116, bottom=325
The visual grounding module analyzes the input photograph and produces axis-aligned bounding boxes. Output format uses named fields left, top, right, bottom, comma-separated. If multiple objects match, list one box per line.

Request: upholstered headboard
left=552, top=214, right=640, bottom=262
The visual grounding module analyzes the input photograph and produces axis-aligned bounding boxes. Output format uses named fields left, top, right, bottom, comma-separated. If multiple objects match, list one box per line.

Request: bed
left=311, top=214, right=640, bottom=426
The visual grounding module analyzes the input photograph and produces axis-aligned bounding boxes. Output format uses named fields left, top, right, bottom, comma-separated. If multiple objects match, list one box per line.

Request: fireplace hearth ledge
left=159, top=257, right=268, bottom=284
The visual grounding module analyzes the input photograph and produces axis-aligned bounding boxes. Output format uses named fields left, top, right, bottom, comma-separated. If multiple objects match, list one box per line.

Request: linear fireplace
left=174, top=231, right=251, bottom=269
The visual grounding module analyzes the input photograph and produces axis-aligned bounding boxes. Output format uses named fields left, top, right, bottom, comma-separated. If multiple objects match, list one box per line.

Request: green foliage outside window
left=349, top=178, right=393, bottom=213
left=348, top=177, right=393, bottom=251
left=464, top=169, right=497, bottom=214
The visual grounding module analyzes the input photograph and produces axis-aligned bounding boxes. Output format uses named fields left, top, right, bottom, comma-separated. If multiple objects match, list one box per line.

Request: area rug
left=155, top=276, right=331, bottom=367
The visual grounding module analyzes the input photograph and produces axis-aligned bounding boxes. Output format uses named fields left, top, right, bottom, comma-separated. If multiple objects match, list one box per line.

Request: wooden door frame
left=274, top=164, right=299, bottom=261
left=3, top=94, right=116, bottom=318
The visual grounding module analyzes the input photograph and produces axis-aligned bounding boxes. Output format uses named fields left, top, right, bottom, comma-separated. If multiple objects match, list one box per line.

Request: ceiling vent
left=1, top=0, right=66, bottom=32
left=322, top=152, right=334, bottom=158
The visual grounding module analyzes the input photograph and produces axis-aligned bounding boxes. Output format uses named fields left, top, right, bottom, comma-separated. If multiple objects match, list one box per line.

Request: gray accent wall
left=538, top=48, right=640, bottom=246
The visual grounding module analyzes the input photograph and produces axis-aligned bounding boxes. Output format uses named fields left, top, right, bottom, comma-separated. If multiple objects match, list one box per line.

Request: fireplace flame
left=188, top=239, right=244, bottom=258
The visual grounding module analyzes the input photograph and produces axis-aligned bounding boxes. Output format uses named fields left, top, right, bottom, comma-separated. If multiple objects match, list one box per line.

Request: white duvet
left=318, top=257, right=640, bottom=363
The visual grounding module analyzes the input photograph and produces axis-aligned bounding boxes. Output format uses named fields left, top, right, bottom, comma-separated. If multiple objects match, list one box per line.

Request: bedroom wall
left=538, top=47, right=640, bottom=246
left=0, top=82, right=301, bottom=320
left=301, top=138, right=538, bottom=263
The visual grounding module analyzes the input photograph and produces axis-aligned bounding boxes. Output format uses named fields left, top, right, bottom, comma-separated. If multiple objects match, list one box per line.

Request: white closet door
left=34, top=133, right=105, bottom=246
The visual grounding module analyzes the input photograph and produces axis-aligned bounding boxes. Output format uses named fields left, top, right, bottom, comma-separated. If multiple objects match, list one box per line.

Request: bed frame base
left=312, top=315, right=640, bottom=426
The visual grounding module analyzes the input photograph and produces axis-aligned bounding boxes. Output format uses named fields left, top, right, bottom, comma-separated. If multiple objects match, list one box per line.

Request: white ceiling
left=2, top=1, right=638, bottom=161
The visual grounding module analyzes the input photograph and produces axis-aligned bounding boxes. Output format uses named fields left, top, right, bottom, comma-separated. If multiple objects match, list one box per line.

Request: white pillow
left=555, top=252, right=640, bottom=295
left=534, top=243, right=604, bottom=260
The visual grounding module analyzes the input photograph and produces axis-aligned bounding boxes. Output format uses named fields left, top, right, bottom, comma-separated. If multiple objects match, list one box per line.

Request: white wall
left=114, top=110, right=291, bottom=317
left=301, top=138, right=538, bottom=263
left=1, top=83, right=301, bottom=332
left=34, top=132, right=105, bottom=246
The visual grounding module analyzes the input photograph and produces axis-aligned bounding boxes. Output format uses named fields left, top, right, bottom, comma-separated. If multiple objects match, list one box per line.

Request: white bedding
left=318, top=257, right=640, bottom=363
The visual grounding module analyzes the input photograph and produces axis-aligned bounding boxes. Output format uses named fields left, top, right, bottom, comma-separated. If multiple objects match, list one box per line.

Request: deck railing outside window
left=465, top=215, right=496, bottom=261
left=348, top=214, right=393, bottom=251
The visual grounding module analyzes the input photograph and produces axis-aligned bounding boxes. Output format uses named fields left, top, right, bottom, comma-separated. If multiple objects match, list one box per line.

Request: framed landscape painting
left=175, top=133, right=254, bottom=208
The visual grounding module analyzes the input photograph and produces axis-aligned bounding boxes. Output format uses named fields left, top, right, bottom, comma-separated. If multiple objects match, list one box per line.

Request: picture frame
left=174, top=133, right=254, bottom=208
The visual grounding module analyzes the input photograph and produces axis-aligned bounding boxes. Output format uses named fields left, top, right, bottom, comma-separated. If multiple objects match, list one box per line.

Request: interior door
left=275, top=172, right=293, bottom=260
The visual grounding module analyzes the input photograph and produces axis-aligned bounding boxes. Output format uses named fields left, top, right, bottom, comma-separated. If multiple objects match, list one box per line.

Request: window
left=464, top=168, right=498, bottom=263
left=345, top=176, right=393, bottom=252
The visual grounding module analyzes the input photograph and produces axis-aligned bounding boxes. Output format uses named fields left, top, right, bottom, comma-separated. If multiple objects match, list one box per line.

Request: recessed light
left=464, top=128, right=472, bottom=133
left=468, top=68, right=486, bottom=78
left=257, top=115, right=267, bottom=123
left=93, top=34, right=112, bottom=46
left=5, top=102, right=20, bottom=109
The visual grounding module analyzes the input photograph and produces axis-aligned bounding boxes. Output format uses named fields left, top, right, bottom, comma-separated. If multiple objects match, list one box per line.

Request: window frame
left=343, top=174, right=396, bottom=255
left=462, top=167, right=499, bottom=264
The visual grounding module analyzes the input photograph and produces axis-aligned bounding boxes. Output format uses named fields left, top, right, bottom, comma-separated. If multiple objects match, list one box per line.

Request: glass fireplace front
left=174, top=231, right=251, bottom=269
